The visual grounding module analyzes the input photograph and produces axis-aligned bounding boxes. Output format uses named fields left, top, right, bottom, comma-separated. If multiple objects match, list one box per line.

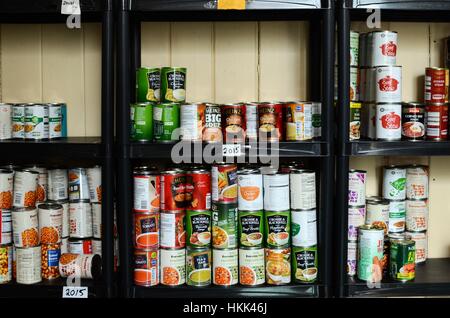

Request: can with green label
left=389, top=234, right=415, bottom=282
left=131, top=102, right=153, bottom=141
left=212, top=202, right=238, bottom=249
left=238, top=210, right=264, bottom=248
left=186, top=210, right=211, bottom=249
left=24, top=104, right=49, bottom=140
left=153, top=103, right=180, bottom=142
left=161, top=67, right=187, bottom=103
left=186, top=247, right=211, bottom=286
left=136, top=67, right=161, bottom=103
left=264, top=210, right=291, bottom=248
left=292, top=246, right=318, bottom=284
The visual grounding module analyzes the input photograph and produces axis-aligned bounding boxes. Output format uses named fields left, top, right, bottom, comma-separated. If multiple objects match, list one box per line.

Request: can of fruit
left=237, top=168, right=263, bottom=211
left=38, top=203, right=63, bottom=244
left=13, top=169, right=39, bottom=208
left=212, top=248, right=238, bottom=286
left=180, top=103, right=205, bottom=141
left=222, top=103, right=246, bottom=143
left=161, top=169, right=186, bottom=211
left=160, top=248, right=186, bottom=286
left=160, top=211, right=186, bottom=249
left=347, top=241, right=357, bottom=276
left=388, top=200, right=406, bottom=233
left=425, top=67, right=448, bottom=103
left=389, top=234, right=415, bottom=282
left=375, top=66, right=402, bottom=103
left=48, top=104, right=62, bottom=139
left=91, top=202, right=101, bottom=239
left=265, top=210, right=290, bottom=248
left=12, top=207, right=39, bottom=247
left=24, top=104, right=49, bottom=140
left=134, top=249, right=159, bottom=286
left=153, top=103, right=180, bottom=142
left=130, top=102, right=154, bottom=141
left=16, top=246, right=41, bottom=284
left=59, top=253, right=102, bottom=279
left=133, top=169, right=160, bottom=213
left=211, top=163, right=237, bottom=203
left=186, top=210, right=211, bottom=248
left=349, top=102, right=361, bottom=140
left=238, top=247, right=265, bottom=286
left=238, top=210, right=264, bottom=248
left=401, top=102, right=425, bottom=141
left=212, top=202, right=238, bottom=249
left=244, top=102, right=258, bottom=141
left=258, top=102, right=284, bottom=142
left=369, top=30, right=398, bottom=66
left=265, top=247, right=291, bottom=285
left=0, top=104, right=11, bottom=140
left=41, top=243, right=61, bottom=280
left=87, top=166, right=102, bottom=203
left=406, top=165, right=429, bottom=200
left=348, top=169, right=366, bottom=206
left=406, top=199, right=428, bottom=232
left=263, top=173, right=289, bottom=211
left=376, top=103, right=402, bottom=140
left=0, top=210, right=12, bottom=245
left=405, top=231, right=427, bottom=263
left=348, top=206, right=366, bottom=241
left=350, top=30, right=359, bottom=66
left=0, top=244, right=12, bottom=284
left=292, top=245, right=318, bottom=284
left=350, top=67, right=360, bottom=101
left=160, top=67, right=186, bottom=103
left=426, top=103, right=448, bottom=140
left=365, top=197, right=389, bottom=234
left=203, top=103, right=222, bottom=142
left=186, top=247, right=211, bottom=287
left=291, top=210, right=317, bottom=247
left=12, top=104, right=25, bottom=139
left=290, top=169, right=316, bottom=210
left=69, top=200, right=93, bottom=238
left=134, top=212, right=159, bottom=249
left=357, top=225, right=384, bottom=282
left=383, top=165, right=406, bottom=200
left=285, top=102, right=313, bottom=141
left=68, top=238, right=93, bottom=254
left=68, top=168, right=90, bottom=201
left=185, top=168, right=211, bottom=210
left=136, top=67, right=161, bottom=103
left=48, top=169, right=68, bottom=201
left=0, top=169, right=13, bottom=209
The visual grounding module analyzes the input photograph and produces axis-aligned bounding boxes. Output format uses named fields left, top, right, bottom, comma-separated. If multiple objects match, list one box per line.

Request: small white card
left=61, top=0, right=81, bottom=15
left=222, top=144, right=242, bottom=157
left=62, top=286, right=88, bottom=298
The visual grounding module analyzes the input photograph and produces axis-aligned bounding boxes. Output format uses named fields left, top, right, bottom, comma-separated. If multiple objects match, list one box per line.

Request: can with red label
left=134, top=212, right=159, bottom=249
left=185, top=168, right=211, bottom=210
left=160, top=211, right=186, bottom=249
left=221, top=103, right=246, bottom=143
left=376, top=103, right=402, bottom=140
left=68, top=238, right=93, bottom=254
left=375, top=66, right=402, bottom=103
left=134, top=249, right=159, bottom=286
left=369, top=31, right=398, bottom=66
left=133, top=169, right=160, bottom=213
left=258, top=102, right=284, bottom=142
left=161, top=169, right=186, bottom=211
left=426, top=103, right=448, bottom=140
left=401, top=102, right=425, bottom=141
left=244, top=102, right=258, bottom=141
left=425, top=67, right=448, bottom=103
left=203, top=103, right=222, bottom=143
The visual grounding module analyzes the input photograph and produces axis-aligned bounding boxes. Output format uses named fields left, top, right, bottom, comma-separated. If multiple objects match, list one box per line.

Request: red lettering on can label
left=380, top=41, right=397, bottom=57
left=378, top=76, right=399, bottom=92
left=222, top=104, right=246, bottom=143
left=426, top=104, right=448, bottom=140
left=425, top=68, right=448, bottom=103
left=161, top=172, right=186, bottom=211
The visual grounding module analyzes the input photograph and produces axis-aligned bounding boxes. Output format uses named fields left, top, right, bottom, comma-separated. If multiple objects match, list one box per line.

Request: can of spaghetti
left=222, top=103, right=246, bottom=143
left=237, top=168, right=263, bottom=211
left=59, top=253, right=102, bottom=279
left=213, top=248, right=238, bottom=286
left=0, top=169, right=13, bottom=209
left=161, top=169, right=186, bottom=211
left=291, top=209, right=317, bottom=247
left=376, top=103, right=402, bottom=140
left=348, top=170, right=366, bottom=206
left=401, top=102, right=425, bottom=141
left=406, top=165, right=429, bottom=200
left=0, top=104, right=11, bottom=140
left=130, top=102, right=153, bottom=141
left=41, top=243, right=61, bottom=280
left=211, top=163, right=238, bottom=203
left=406, top=199, right=428, bottom=232
left=134, top=249, right=159, bottom=286
left=425, top=67, right=448, bottom=103
left=87, top=166, right=102, bottom=203
left=369, top=30, right=398, bottom=66
left=69, top=200, right=92, bottom=238
left=265, top=247, right=291, bottom=285
left=185, top=168, right=211, bottom=210
left=258, top=102, right=284, bottom=142
left=263, top=174, right=290, bottom=211
left=16, top=246, right=41, bottom=284
left=160, top=248, right=186, bottom=286
left=160, top=211, right=186, bottom=249
left=405, top=231, right=427, bottom=263
left=239, top=247, right=265, bottom=286
left=348, top=206, right=366, bottom=241
left=153, top=103, right=181, bottom=142
left=245, top=102, right=258, bottom=141
left=0, top=210, right=12, bottom=245
left=290, top=169, right=316, bottom=210
left=0, top=244, right=12, bottom=284
left=13, top=169, right=39, bottom=208
left=203, top=103, right=222, bottom=143
left=365, top=197, right=389, bottom=234
left=426, top=103, right=448, bottom=140
left=38, top=203, right=63, bottom=244
left=12, top=104, right=25, bottom=139
left=68, top=238, right=93, bottom=254
left=285, top=102, right=313, bottom=141
left=134, top=212, right=159, bottom=249
left=48, top=169, right=68, bottom=201
left=133, top=168, right=160, bottom=213
left=375, top=66, right=402, bottom=103
left=12, top=207, right=39, bottom=247
left=136, top=67, right=161, bottom=103
left=180, top=103, right=205, bottom=141
left=92, top=202, right=102, bottom=239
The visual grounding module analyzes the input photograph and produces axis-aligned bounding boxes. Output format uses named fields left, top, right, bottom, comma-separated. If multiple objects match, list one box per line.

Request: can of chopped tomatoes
left=12, top=207, right=39, bottom=247
left=160, top=248, right=186, bottom=286
left=134, top=212, right=159, bottom=249
left=133, top=168, right=160, bottom=213
left=426, top=103, right=448, bottom=140
left=221, top=103, right=246, bottom=144
left=185, top=168, right=211, bottom=210
left=0, top=169, right=13, bottom=210
left=425, top=67, right=448, bottom=103
left=213, top=248, right=238, bottom=286
left=160, top=211, right=186, bottom=249
left=134, top=249, right=159, bottom=286
left=239, top=247, right=265, bottom=286
left=13, top=169, right=39, bottom=208
left=258, top=102, right=284, bottom=142
left=161, top=169, right=186, bottom=211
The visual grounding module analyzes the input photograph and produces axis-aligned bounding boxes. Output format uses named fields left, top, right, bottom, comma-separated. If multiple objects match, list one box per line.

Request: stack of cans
left=424, top=67, right=449, bottom=141
left=0, top=168, right=14, bottom=284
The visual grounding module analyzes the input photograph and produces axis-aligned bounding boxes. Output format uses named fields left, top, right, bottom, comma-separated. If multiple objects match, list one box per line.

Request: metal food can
left=153, top=103, right=181, bottom=142
left=425, top=67, right=448, bottom=103
left=213, top=249, right=238, bottom=286
left=366, top=67, right=377, bottom=102
left=357, top=225, right=384, bottom=282
left=312, top=102, right=322, bottom=138
left=359, top=32, right=368, bottom=67
left=290, top=169, right=316, bottom=210
left=60, top=103, right=68, bottom=137
left=92, top=239, right=102, bottom=256
left=24, top=166, right=47, bottom=203
left=244, top=102, right=258, bottom=141
left=48, top=104, right=62, bottom=139
left=185, top=168, right=211, bottom=210
left=0, top=210, right=12, bottom=245
left=161, top=169, right=186, bottom=211
left=69, top=200, right=93, bottom=238
left=48, top=200, right=69, bottom=238
left=0, top=169, right=13, bottom=209
left=367, top=102, right=377, bottom=139
left=59, top=253, right=102, bottom=280
left=348, top=206, right=366, bottom=241
left=180, top=103, right=205, bottom=141
left=280, top=161, right=304, bottom=174
left=350, top=30, right=359, bottom=66
left=16, top=246, right=41, bottom=284
left=211, top=163, right=237, bottom=203
left=347, top=241, right=357, bottom=276
left=238, top=210, right=264, bottom=248
left=0, top=244, right=12, bottom=284
left=134, top=212, right=159, bottom=249
left=48, top=169, right=68, bottom=201
left=186, top=247, right=211, bottom=286
left=258, top=102, right=284, bottom=142
left=405, top=231, right=427, bottom=263
left=376, top=103, right=402, bottom=140
left=389, top=234, right=415, bottom=282
left=401, top=102, right=425, bottom=140
left=350, top=67, right=360, bottom=101
left=212, top=202, right=238, bottom=249
left=0, top=104, right=11, bottom=140
left=383, top=165, right=406, bottom=200
left=237, top=168, right=263, bottom=211
left=12, top=104, right=25, bottom=139
left=348, top=169, right=366, bottom=206
left=60, top=237, right=69, bottom=254
left=291, top=210, right=317, bottom=247
left=265, top=210, right=290, bottom=248
left=186, top=210, right=211, bottom=248
left=369, top=31, right=398, bottom=66
left=265, top=247, right=291, bottom=285
left=388, top=200, right=406, bottom=233
left=375, top=66, right=402, bottom=103
left=133, top=169, right=160, bottom=213
left=285, top=102, right=313, bottom=141
left=406, top=199, right=428, bottom=232
left=136, top=67, right=161, bottom=103
left=68, top=238, right=93, bottom=254
left=130, top=102, right=154, bottom=141
left=24, top=104, right=49, bottom=140
left=134, top=249, right=159, bottom=286
left=160, top=67, right=186, bottom=103
left=263, top=174, right=290, bottom=211
left=13, top=169, right=39, bottom=208
left=92, top=202, right=102, bottom=239
left=68, top=168, right=90, bottom=201
left=349, top=102, right=361, bottom=140
left=203, top=103, right=222, bottom=142
left=292, top=245, right=318, bottom=284
left=406, top=165, right=429, bottom=200
left=41, top=243, right=61, bottom=280
left=38, top=203, right=63, bottom=244
left=239, top=247, right=265, bottom=286
left=160, top=211, right=186, bottom=249
left=160, top=248, right=186, bottom=286
left=86, top=166, right=102, bottom=204
left=222, top=103, right=246, bottom=143
left=12, top=207, right=39, bottom=247
left=359, top=67, right=368, bottom=102
left=426, top=103, right=448, bottom=140
left=365, top=197, right=389, bottom=234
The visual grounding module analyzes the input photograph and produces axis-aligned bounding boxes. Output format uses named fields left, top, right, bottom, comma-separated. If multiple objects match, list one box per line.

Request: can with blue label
left=41, top=243, right=61, bottom=280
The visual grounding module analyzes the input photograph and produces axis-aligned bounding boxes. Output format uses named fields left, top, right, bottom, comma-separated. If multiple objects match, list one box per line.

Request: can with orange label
left=185, top=168, right=211, bottom=210
left=133, top=169, right=160, bottom=213
left=134, top=213, right=159, bottom=249
left=134, top=249, right=159, bottom=287
left=161, top=169, right=186, bottom=211
left=237, top=168, right=263, bottom=211
left=258, top=102, right=284, bottom=142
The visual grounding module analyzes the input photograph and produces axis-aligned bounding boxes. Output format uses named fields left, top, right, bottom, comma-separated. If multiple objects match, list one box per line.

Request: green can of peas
left=136, top=67, right=161, bottom=103
left=160, top=67, right=187, bottom=103
left=238, top=210, right=264, bottom=248
left=153, top=103, right=180, bottom=142
left=212, top=202, right=238, bottom=250
left=291, top=246, right=318, bottom=284
left=130, top=102, right=153, bottom=141
left=264, top=210, right=291, bottom=248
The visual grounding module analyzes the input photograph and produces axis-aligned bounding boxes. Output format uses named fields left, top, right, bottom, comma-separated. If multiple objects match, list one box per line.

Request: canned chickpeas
left=186, top=247, right=211, bottom=287
left=160, top=248, right=186, bottom=286
left=238, top=247, right=265, bottom=286
left=212, top=249, right=238, bottom=286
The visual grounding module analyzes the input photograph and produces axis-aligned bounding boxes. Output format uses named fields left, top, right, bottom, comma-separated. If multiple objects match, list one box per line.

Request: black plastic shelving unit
left=0, top=0, right=115, bottom=298
left=336, top=0, right=450, bottom=298
left=117, top=0, right=335, bottom=298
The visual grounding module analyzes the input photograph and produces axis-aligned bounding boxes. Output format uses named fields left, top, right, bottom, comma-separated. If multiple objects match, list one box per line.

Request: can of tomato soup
left=212, top=248, right=238, bottom=286
left=291, top=210, right=317, bottom=247
left=180, top=103, right=205, bottom=141
left=406, top=199, right=428, bottom=232
left=186, top=210, right=211, bottom=249
left=383, top=165, right=406, bottom=200
left=265, top=210, right=290, bottom=248
left=401, top=102, right=425, bottom=141
left=265, top=248, right=291, bottom=285
left=365, top=197, right=389, bottom=234
left=284, top=102, right=313, bottom=141
left=69, top=200, right=93, bottom=238
left=161, top=169, right=186, bottom=211
left=87, top=166, right=102, bottom=203
left=0, top=244, right=12, bottom=284
left=160, top=211, right=186, bottom=249
left=12, top=104, right=25, bottom=139
left=134, top=212, right=159, bottom=249
left=68, top=238, right=93, bottom=254
left=16, top=246, right=41, bottom=284
left=238, top=247, right=265, bottom=286
left=212, top=202, right=238, bottom=250
left=134, top=249, right=159, bottom=286
left=13, top=169, right=39, bottom=208
left=347, top=241, right=357, bottom=276
left=290, top=169, right=316, bottom=210
left=425, top=67, right=448, bottom=103
left=348, top=206, right=366, bottom=241
left=244, top=102, right=258, bottom=141
left=48, top=169, right=68, bottom=201
left=388, top=200, right=406, bottom=233
left=221, top=103, right=246, bottom=143
left=41, top=243, right=61, bottom=280
left=133, top=168, right=160, bottom=213
left=406, top=165, right=429, bottom=200
left=203, top=103, right=222, bottom=143
left=237, top=168, right=263, bottom=211
left=211, top=164, right=237, bottom=203
left=348, top=170, right=366, bottom=206
left=426, top=103, right=448, bottom=140
left=185, top=168, right=211, bottom=210
left=263, top=174, right=289, bottom=211
left=12, top=207, right=39, bottom=247
left=238, top=210, right=264, bottom=248
left=405, top=231, right=427, bottom=263
left=376, top=103, right=402, bottom=140
left=59, top=253, right=102, bottom=279
left=0, top=169, right=13, bottom=209
left=160, top=248, right=186, bottom=286
left=38, top=203, right=63, bottom=244
left=357, top=225, right=384, bottom=282
left=0, top=104, right=11, bottom=140
left=0, top=210, right=12, bottom=244
left=186, top=247, right=211, bottom=287
left=258, top=102, right=284, bottom=142
left=91, top=202, right=101, bottom=239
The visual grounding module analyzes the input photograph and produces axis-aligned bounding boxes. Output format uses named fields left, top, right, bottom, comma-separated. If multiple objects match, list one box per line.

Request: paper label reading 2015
left=222, top=144, right=242, bottom=157
left=62, top=286, right=88, bottom=298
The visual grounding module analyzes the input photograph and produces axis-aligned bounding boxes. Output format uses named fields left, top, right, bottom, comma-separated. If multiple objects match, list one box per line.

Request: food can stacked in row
left=0, top=103, right=67, bottom=141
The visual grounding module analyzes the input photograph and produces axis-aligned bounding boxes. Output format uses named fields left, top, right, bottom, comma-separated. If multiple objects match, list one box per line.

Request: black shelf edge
left=351, top=0, right=450, bottom=11
left=132, top=283, right=321, bottom=298
left=346, top=258, right=450, bottom=297
left=344, top=140, right=450, bottom=156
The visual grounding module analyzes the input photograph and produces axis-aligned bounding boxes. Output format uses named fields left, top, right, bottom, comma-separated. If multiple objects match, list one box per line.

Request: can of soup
left=245, top=102, right=258, bottom=141
left=238, top=210, right=264, bottom=248
left=153, top=103, right=181, bottom=142
left=213, top=248, right=238, bottom=286
left=133, top=169, right=160, bottom=213
left=136, top=67, right=161, bottom=103
left=87, top=166, right=102, bottom=204
left=12, top=207, right=39, bottom=247
left=291, top=210, right=317, bottom=247
left=406, top=199, right=428, bottom=232
left=290, top=169, right=316, bottom=210
left=258, top=102, right=284, bottom=142
left=68, top=238, right=93, bottom=254
left=222, top=103, right=246, bottom=143
left=348, top=170, right=366, bottom=206
left=388, top=200, right=406, bottom=233
left=401, top=102, right=425, bottom=141
left=180, top=103, right=205, bottom=141
left=13, top=169, right=39, bottom=208
left=69, top=200, right=93, bottom=238
left=369, top=31, right=398, bottom=66
left=263, top=174, right=290, bottom=211
left=406, top=165, right=429, bottom=200
left=16, top=246, right=41, bottom=284
left=134, top=212, right=159, bottom=249
left=265, top=247, right=291, bottom=285
left=357, top=225, right=384, bottom=282
left=160, top=211, right=186, bottom=249
left=211, top=164, right=237, bottom=203
left=265, top=210, right=290, bottom=248
left=203, top=103, right=222, bottom=143
left=185, top=168, right=211, bottom=210
left=0, top=169, right=13, bottom=209
left=186, top=210, right=211, bottom=249
left=186, top=247, right=211, bottom=287
left=389, top=234, right=415, bottom=282
left=212, top=202, right=238, bottom=250
left=130, top=102, right=154, bottom=141
left=239, top=247, right=265, bottom=286
left=24, top=104, right=49, bottom=140
left=48, top=169, right=68, bottom=201
left=375, top=66, right=402, bottom=103
left=347, top=241, right=357, bottom=276
left=425, top=67, right=448, bottom=103
left=160, top=67, right=186, bottom=103
left=38, top=203, right=63, bottom=244
left=376, top=103, right=402, bottom=140
left=426, top=103, right=448, bottom=140
left=237, top=169, right=263, bottom=211
left=160, top=248, right=186, bottom=286
left=285, top=102, right=313, bottom=141
left=161, top=169, right=186, bottom=211
left=134, top=249, right=159, bottom=286
left=292, top=245, right=318, bottom=284
left=348, top=206, right=366, bottom=241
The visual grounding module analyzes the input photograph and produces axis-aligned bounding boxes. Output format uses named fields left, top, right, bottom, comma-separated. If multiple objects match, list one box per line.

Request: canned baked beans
left=133, top=168, right=160, bottom=213
left=68, top=168, right=90, bottom=201
left=59, top=253, right=102, bottom=279
left=41, top=243, right=61, bottom=280
left=376, top=103, right=402, bottom=140
left=239, top=247, right=265, bottom=286
left=263, top=174, right=290, bottom=211
left=285, top=102, right=313, bottom=141
left=180, top=103, right=205, bottom=141
left=265, top=247, right=291, bottom=285
left=69, top=200, right=93, bottom=238
left=213, top=248, right=238, bottom=286
left=68, top=238, right=93, bottom=254
left=211, top=163, right=237, bottom=203
left=13, top=169, right=38, bottom=208
left=290, top=169, right=316, bottom=210
left=161, top=169, right=186, bottom=211
left=258, top=102, right=284, bottom=142
left=406, top=199, right=428, bottom=232
left=12, top=207, right=39, bottom=247
left=16, top=246, right=41, bottom=284
left=186, top=247, right=211, bottom=286
left=425, top=67, right=448, bottom=103
left=348, top=206, right=366, bottom=241
left=237, top=169, right=263, bottom=211
left=134, top=249, right=159, bottom=286
left=91, top=202, right=102, bottom=239
left=25, top=166, right=47, bottom=203
left=401, top=102, right=425, bottom=141
left=0, top=169, right=13, bottom=209
left=160, top=248, right=186, bottom=286
left=48, top=199, right=69, bottom=238
left=348, top=170, right=366, bottom=206
left=0, top=210, right=12, bottom=245
left=134, top=212, right=159, bottom=249
left=222, top=103, right=246, bottom=143
left=0, top=244, right=12, bottom=284
left=405, top=231, right=427, bottom=263
left=87, top=166, right=102, bottom=203
left=38, top=203, right=63, bottom=244
left=244, top=102, right=258, bottom=141
left=160, top=211, right=186, bottom=249
left=185, top=168, right=211, bottom=210
left=375, top=66, right=402, bottom=103
left=291, top=210, right=317, bottom=247
left=426, top=103, right=448, bottom=140
left=203, top=103, right=222, bottom=143
left=12, top=104, right=25, bottom=139
left=48, top=169, right=68, bottom=201
left=406, top=165, right=429, bottom=200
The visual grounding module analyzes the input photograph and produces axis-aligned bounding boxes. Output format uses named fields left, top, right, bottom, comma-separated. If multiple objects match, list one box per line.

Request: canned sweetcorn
left=285, top=102, right=313, bottom=141
left=87, top=166, right=102, bottom=203
left=406, top=165, right=429, bottom=200
left=134, top=249, right=159, bottom=286
left=383, top=166, right=406, bottom=200
left=160, top=211, right=186, bottom=249
left=136, top=67, right=161, bottom=103
left=237, top=169, right=263, bottom=211
left=133, top=169, right=160, bottom=213
left=290, top=169, right=316, bottom=210
left=239, top=248, right=265, bottom=286
left=222, top=103, right=246, bottom=143
left=48, top=169, right=68, bottom=201
left=160, top=248, right=186, bottom=286
left=161, top=169, right=186, bottom=211
left=406, top=199, right=428, bottom=232
left=68, top=238, right=93, bottom=254
left=347, top=241, right=357, bottom=276
left=68, top=168, right=90, bottom=201
left=12, top=207, right=39, bottom=247
left=0, top=104, right=11, bottom=140
left=348, top=206, right=366, bottom=241
left=265, top=210, right=290, bottom=248
left=69, top=200, right=93, bottom=238
left=12, top=104, right=25, bottom=139
left=238, top=211, right=263, bottom=248
left=41, top=243, right=61, bottom=280
left=13, top=169, right=39, bottom=208
left=405, top=231, right=427, bottom=263
left=388, top=200, right=406, bottom=233
left=357, top=225, right=384, bottom=282
left=213, top=249, right=238, bottom=286
left=376, top=103, right=402, bottom=140
left=426, top=103, right=448, bottom=140
left=212, top=202, right=238, bottom=250
left=16, top=246, right=41, bottom=284
left=365, top=197, right=389, bottom=234
left=0, top=169, right=13, bottom=209
left=0, top=210, right=12, bottom=245
left=375, top=66, right=402, bottom=103
left=59, top=253, right=102, bottom=280
left=185, top=168, right=211, bottom=210
left=38, top=203, right=63, bottom=244
left=203, top=103, right=222, bottom=142
left=134, top=212, right=159, bottom=249
left=263, top=174, right=289, bottom=211
left=186, top=210, right=211, bottom=248
left=92, top=202, right=102, bottom=239
left=0, top=244, right=12, bottom=284
left=348, top=170, right=366, bottom=206
left=186, top=247, right=211, bottom=287
left=265, top=248, right=291, bottom=285
left=24, top=104, right=49, bottom=140
left=292, top=245, right=318, bottom=284
left=292, top=210, right=317, bottom=247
